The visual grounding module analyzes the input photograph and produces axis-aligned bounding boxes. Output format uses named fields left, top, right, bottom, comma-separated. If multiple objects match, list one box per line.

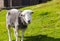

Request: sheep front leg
left=21, top=29, right=25, bottom=41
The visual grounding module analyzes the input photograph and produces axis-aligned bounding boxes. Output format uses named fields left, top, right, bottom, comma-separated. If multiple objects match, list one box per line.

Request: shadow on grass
left=40, top=12, right=49, bottom=16
left=24, top=35, right=60, bottom=41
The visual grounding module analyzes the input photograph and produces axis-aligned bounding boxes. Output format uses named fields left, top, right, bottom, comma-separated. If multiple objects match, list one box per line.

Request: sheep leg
left=21, top=29, right=25, bottom=41
left=7, top=25, right=12, bottom=41
left=14, top=26, right=19, bottom=41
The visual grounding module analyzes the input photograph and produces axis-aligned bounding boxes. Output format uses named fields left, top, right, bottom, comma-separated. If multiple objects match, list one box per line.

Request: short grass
left=0, top=0, right=60, bottom=41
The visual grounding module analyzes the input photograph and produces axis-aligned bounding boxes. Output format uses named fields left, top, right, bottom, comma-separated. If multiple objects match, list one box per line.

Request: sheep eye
left=21, top=15, right=23, bottom=16
left=21, top=15, right=25, bottom=16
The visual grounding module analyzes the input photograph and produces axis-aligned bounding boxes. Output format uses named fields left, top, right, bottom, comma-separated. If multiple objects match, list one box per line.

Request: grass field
left=0, top=0, right=60, bottom=41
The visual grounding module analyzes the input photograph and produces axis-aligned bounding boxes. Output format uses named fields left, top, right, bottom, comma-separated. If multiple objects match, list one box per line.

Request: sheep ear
left=20, top=10, right=23, bottom=12
left=31, top=12, right=34, bottom=14
left=19, top=10, right=22, bottom=12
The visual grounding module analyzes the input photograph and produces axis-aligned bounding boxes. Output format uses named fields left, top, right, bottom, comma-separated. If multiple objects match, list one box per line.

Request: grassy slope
left=0, top=0, right=60, bottom=41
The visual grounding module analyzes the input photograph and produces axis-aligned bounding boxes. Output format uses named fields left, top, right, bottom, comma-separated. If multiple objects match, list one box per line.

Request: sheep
left=6, top=9, right=33, bottom=41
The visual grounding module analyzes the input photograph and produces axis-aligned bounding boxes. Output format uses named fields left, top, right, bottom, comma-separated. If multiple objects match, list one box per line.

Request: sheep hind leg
left=7, top=25, right=12, bottom=41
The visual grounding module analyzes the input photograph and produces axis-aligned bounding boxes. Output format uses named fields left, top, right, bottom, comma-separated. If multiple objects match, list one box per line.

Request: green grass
left=0, top=0, right=60, bottom=41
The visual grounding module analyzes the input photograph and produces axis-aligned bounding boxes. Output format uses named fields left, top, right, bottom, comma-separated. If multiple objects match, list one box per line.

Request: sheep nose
left=28, top=20, right=30, bottom=24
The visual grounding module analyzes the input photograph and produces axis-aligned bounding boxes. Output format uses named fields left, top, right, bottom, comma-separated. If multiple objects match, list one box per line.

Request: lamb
left=6, top=9, right=33, bottom=41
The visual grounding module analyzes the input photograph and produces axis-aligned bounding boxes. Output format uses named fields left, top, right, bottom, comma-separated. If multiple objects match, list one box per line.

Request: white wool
left=21, top=10, right=33, bottom=24
left=21, top=10, right=32, bottom=15
left=6, top=9, right=33, bottom=41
